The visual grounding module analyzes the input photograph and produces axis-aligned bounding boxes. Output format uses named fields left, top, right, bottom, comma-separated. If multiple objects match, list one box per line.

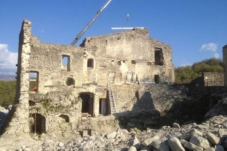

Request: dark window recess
left=155, top=75, right=159, bottom=84
left=155, top=49, right=164, bottom=65
left=66, top=77, right=75, bottom=86
left=59, top=114, right=69, bottom=122
left=29, top=100, right=36, bottom=106
left=131, top=60, right=136, bottom=64
left=87, top=59, right=94, bottom=68
left=80, top=93, right=94, bottom=116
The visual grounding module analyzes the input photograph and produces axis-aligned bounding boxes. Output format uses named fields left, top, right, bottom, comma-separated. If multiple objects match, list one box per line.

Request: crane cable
left=126, top=0, right=130, bottom=24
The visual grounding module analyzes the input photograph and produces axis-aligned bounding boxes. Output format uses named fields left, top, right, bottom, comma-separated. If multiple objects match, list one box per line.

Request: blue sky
left=0, top=0, right=226, bottom=74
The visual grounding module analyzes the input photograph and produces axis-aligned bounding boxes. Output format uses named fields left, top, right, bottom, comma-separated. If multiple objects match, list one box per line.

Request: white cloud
left=0, top=44, right=18, bottom=74
left=214, top=53, right=219, bottom=59
left=179, top=63, right=192, bottom=67
left=200, top=43, right=217, bottom=52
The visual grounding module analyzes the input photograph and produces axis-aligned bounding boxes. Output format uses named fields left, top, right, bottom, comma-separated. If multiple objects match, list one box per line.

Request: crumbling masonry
left=3, top=20, right=174, bottom=138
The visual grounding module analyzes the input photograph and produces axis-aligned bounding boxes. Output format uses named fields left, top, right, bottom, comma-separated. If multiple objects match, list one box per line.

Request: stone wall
left=203, top=72, right=224, bottom=86
left=1, top=19, right=175, bottom=139
left=82, top=28, right=174, bottom=84
left=1, top=20, right=31, bottom=139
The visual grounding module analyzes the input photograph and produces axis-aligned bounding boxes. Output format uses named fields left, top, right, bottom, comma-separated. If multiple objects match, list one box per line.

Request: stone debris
left=167, top=136, right=185, bottom=151
left=207, top=132, right=220, bottom=145
left=0, top=115, right=226, bottom=150
left=190, top=135, right=210, bottom=149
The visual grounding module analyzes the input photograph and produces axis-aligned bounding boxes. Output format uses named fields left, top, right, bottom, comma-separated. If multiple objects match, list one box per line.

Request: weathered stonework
left=2, top=19, right=175, bottom=139
left=203, top=72, right=224, bottom=87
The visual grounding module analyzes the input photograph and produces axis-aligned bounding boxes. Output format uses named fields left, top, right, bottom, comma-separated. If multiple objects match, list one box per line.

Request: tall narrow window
left=87, top=58, right=94, bottom=68
left=62, top=55, right=70, bottom=71
left=155, top=75, right=159, bottom=84
left=154, top=48, right=164, bottom=65
left=29, top=72, right=38, bottom=92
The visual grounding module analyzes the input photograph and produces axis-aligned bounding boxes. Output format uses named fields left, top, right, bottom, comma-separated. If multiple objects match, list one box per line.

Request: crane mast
left=71, top=0, right=112, bottom=45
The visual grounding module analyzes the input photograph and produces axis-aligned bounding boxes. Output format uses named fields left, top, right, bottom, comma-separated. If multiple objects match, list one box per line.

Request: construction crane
left=71, top=0, right=112, bottom=45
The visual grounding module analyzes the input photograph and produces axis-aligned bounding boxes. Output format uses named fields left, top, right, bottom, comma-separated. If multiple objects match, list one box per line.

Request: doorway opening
left=29, top=113, right=46, bottom=134
left=99, top=99, right=108, bottom=115
left=80, top=93, right=94, bottom=116
left=155, top=75, right=159, bottom=84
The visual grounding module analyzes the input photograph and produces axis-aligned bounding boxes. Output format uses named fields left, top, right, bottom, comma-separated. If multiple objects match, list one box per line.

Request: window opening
left=29, top=100, right=36, bottom=106
left=131, top=60, right=136, bottom=64
left=87, top=58, right=94, bottom=68
left=154, top=48, right=164, bottom=65
left=59, top=114, right=69, bottom=122
left=118, top=60, right=125, bottom=65
left=29, top=113, right=46, bottom=134
left=29, top=72, right=38, bottom=92
left=80, top=93, right=94, bottom=116
left=66, top=77, right=75, bottom=86
left=155, top=75, right=159, bottom=84
left=62, top=55, right=70, bottom=71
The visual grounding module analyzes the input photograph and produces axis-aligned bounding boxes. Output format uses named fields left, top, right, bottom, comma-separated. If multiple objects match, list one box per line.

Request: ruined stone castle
left=3, top=20, right=174, bottom=138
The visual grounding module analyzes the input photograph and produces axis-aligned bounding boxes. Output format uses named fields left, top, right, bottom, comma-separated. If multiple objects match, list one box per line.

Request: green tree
left=0, top=80, right=16, bottom=106
left=175, top=58, right=224, bottom=84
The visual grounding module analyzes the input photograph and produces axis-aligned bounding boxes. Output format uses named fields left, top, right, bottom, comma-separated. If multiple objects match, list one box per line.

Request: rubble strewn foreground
left=0, top=115, right=227, bottom=151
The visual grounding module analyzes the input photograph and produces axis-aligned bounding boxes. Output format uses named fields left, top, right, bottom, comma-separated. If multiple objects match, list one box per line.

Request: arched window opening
left=29, top=113, right=46, bottom=134
left=59, top=114, right=69, bottom=122
left=66, top=77, right=75, bottom=86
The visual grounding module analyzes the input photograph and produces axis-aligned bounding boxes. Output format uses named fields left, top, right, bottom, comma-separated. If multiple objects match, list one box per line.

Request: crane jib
left=71, top=0, right=112, bottom=46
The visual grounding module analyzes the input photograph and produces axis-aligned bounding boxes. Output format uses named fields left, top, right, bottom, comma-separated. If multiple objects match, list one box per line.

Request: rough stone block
left=190, top=135, right=210, bottom=149
left=207, top=132, right=220, bottom=145
left=168, top=136, right=185, bottom=151
left=180, top=139, right=203, bottom=151
left=151, top=140, right=169, bottom=151
left=179, top=129, right=202, bottom=140
left=143, top=135, right=160, bottom=146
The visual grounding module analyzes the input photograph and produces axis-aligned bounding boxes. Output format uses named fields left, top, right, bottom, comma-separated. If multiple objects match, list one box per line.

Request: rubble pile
left=2, top=115, right=225, bottom=151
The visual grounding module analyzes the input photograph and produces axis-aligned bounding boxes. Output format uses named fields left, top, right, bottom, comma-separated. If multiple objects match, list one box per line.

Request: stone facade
left=3, top=20, right=175, bottom=138
left=203, top=72, right=224, bottom=87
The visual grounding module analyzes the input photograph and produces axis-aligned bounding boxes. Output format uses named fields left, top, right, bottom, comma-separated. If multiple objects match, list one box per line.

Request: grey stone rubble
left=0, top=115, right=226, bottom=151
